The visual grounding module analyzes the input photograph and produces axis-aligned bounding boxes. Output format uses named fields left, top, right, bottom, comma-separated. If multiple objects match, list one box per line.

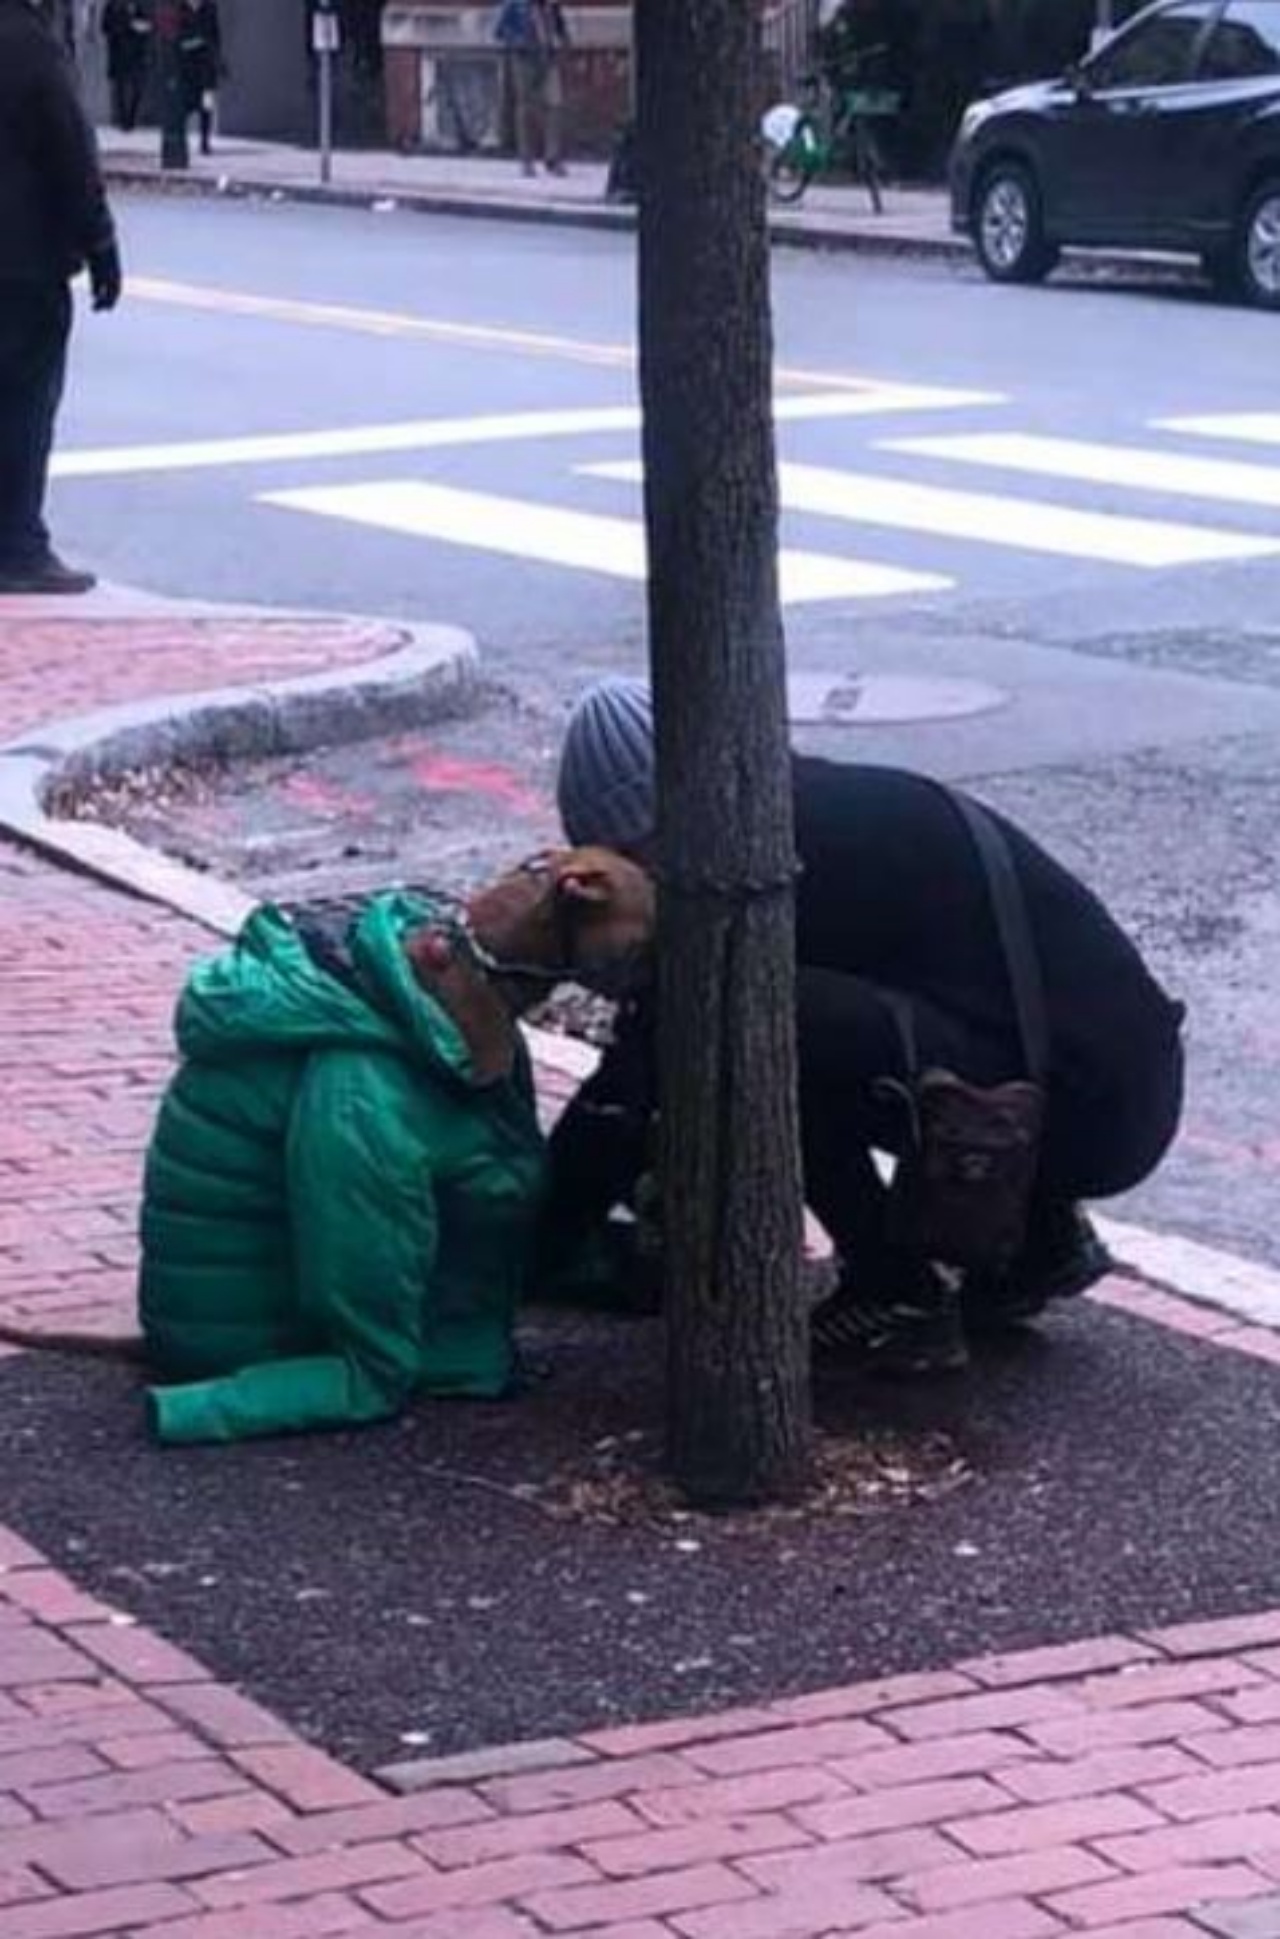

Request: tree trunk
left=636, top=0, right=812, bottom=1506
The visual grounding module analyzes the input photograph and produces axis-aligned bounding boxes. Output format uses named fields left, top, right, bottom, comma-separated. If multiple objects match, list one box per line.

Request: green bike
left=763, top=56, right=901, bottom=216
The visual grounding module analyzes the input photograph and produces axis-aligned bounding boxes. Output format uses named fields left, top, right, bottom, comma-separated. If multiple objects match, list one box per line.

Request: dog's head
left=404, top=847, right=655, bottom=1085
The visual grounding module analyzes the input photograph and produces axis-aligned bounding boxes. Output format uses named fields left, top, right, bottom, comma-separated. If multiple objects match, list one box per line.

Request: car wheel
left=974, top=162, right=1058, bottom=285
left=1237, top=178, right=1280, bottom=310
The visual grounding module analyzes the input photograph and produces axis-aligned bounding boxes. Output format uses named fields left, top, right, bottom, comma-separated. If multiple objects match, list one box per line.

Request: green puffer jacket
left=139, top=895, right=546, bottom=1446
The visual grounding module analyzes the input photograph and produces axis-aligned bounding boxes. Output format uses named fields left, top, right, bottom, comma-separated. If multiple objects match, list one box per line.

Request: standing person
left=494, top=0, right=571, bottom=178
left=546, top=679, right=1186, bottom=1376
left=102, top=0, right=153, bottom=133
left=177, top=0, right=221, bottom=157
left=0, top=0, right=122, bottom=596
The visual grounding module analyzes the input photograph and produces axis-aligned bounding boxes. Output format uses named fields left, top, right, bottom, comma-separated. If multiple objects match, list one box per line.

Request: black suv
left=951, top=0, right=1280, bottom=306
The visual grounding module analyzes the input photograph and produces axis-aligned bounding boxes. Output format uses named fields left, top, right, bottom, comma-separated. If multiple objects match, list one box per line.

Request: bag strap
left=944, top=790, right=1050, bottom=1085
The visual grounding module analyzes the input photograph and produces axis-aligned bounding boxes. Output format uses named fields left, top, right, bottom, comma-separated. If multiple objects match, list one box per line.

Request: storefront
left=380, top=2, right=631, bottom=156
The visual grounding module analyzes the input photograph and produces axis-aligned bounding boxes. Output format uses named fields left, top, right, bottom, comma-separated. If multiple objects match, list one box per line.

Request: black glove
left=88, top=243, right=123, bottom=313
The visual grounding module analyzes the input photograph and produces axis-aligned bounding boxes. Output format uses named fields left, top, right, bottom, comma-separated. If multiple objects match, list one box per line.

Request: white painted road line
left=882, top=431, right=1280, bottom=512
left=51, top=390, right=997, bottom=485
left=587, top=461, right=1280, bottom=569
left=52, top=408, right=647, bottom=481
left=1158, top=412, right=1280, bottom=447
left=260, top=479, right=952, bottom=606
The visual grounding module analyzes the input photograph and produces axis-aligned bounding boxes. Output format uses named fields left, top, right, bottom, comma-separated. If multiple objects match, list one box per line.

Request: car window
left=1086, top=1, right=1220, bottom=88
left=1199, top=0, right=1280, bottom=76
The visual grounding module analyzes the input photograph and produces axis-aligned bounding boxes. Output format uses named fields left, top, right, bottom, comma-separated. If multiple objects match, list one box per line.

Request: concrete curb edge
left=103, top=156, right=973, bottom=263
left=0, top=616, right=478, bottom=933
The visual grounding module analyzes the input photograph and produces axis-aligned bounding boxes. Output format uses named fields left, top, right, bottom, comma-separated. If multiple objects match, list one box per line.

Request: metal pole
left=156, top=1, right=189, bottom=171
left=319, top=44, right=334, bottom=184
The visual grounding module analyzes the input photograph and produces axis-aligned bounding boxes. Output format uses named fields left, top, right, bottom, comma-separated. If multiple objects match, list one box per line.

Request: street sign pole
left=156, top=0, right=190, bottom=172
left=313, top=1, right=341, bottom=186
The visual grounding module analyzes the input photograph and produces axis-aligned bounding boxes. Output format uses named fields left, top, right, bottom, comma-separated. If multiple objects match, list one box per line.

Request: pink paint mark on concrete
left=408, top=753, right=546, bottom=818
left=280, top=773, right=376, bottom=819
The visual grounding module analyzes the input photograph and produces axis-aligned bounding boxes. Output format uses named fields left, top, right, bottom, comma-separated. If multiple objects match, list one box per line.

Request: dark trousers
left=110, top=63, right=147, bottom=132
left=541, top=968, right=1183, bottom=1296
left=0, top=282, right=72, bottom=573
left=798, top=967, right=1184, bottom=1288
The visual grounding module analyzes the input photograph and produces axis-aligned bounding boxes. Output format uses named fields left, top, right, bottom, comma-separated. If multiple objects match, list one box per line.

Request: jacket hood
left=175, top=895, right=495, bottom=1088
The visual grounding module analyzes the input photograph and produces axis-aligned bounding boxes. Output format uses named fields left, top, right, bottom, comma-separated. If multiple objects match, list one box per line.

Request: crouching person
left=137, top=850, right=655, bottom=1444
left=545, top=679, right=1186, bottom=1375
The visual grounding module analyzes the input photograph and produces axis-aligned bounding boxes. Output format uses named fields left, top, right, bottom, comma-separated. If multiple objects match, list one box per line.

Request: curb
left=0, top=615, right=477, bottom=933
left=103, top=159, right=1207, bottom=281
left=103, top=157, right=972, bottom=263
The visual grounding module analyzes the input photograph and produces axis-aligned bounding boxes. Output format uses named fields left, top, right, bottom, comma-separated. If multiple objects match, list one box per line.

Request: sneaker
left=812, top=1267, right=969, bottom=1377
left=962, top=1206, right=1112, bottom=1333
left=0, top=554, right=96, bottom=596
left=546, top=160, right=569, bottom=178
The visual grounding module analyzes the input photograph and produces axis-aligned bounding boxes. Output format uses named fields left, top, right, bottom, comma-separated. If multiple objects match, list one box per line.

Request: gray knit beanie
left=557, top=677, right=656, bottom=850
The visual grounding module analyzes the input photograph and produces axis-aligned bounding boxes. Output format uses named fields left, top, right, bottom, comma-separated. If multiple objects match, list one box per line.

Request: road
left=49, top=191, right=1280, bottom=1269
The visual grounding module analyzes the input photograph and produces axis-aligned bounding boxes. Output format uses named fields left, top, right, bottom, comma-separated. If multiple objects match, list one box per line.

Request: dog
left=0, top=847, right=655, bottom=1363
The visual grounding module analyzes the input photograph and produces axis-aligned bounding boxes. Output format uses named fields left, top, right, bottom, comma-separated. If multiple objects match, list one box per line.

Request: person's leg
left=543, top=62, right=567, bottom=174
left=198, top=92, right=213, bottom=155
left=511, top=55, right=537, bottom=173
left=795, top=968, right=996, bottom=1374
left=962, top=1026, right=1183, bottom=1330
left=0, top=283, right=76, bottom=583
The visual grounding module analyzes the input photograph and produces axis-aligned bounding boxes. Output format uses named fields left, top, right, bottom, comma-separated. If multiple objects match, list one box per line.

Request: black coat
left=177, top=0, right=221, bottom=98
left=0, top=0, right=117, bottom=285
left=542, top=758, right=1183, bottom=1248
left=784, top=757, right=1180, bottom=1096
left=102, top=0, right=153, bottom=80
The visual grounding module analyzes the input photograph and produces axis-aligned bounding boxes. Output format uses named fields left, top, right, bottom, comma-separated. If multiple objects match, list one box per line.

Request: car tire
left=1236, top=177, right=1280, bottom=310
left=973, top=161, right=1058, bottom=285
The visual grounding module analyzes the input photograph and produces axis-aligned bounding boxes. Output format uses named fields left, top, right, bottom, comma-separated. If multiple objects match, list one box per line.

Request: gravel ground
left=4, top=1298, right=1280, bottom=1772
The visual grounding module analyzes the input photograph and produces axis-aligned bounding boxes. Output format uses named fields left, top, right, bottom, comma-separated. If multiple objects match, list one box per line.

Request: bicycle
left=762, top=53, right=901, bottom=215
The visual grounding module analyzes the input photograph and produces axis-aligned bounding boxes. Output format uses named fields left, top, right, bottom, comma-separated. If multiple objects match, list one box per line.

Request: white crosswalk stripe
left=587, top=460, right=1280, bottom=569
left=1157, top=413, right=1280, bottom=447
left=52, top=388, right=1002, bottom=484
left=261, top=479, right=953, bottom=606
left=881, top=431, right=1280, bottom=512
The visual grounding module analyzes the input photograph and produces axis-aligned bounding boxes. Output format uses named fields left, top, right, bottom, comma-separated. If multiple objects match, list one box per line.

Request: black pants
left=798, top=966, right=1184, bottom=1288
left=0, top=282, right=72, bottom=573
left=111, top=67, right=146, bottom=133
left=541, top=969, right=1183, bottom=1293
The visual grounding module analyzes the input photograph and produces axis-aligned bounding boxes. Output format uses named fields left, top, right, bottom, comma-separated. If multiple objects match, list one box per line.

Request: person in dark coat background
left=0, top=0, right=122, bottom=595
left=177, top=0, right=222, bottom=156
left=546, top=678, right=1186, bottom=1376
left=102, top=0, right=153, bottom=133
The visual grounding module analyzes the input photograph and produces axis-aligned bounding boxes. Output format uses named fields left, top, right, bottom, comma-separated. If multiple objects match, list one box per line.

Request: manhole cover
left=788, top=672, right=1007, bottom=726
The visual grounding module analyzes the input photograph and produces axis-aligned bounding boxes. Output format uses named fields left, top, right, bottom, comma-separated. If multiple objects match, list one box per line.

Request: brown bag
left=887, top=1068, right=1046, bottom=1268
left=884, top=792, right=1050, bottom=1270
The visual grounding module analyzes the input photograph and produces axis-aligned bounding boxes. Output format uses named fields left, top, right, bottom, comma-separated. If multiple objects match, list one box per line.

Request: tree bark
left=636, top=0, right=812, bottom=1505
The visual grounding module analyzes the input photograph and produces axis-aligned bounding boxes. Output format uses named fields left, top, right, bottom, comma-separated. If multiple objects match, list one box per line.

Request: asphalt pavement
left=50, top=190, right=1280, bottom=1269
left=5, top=1299, right=1280, bottom=1770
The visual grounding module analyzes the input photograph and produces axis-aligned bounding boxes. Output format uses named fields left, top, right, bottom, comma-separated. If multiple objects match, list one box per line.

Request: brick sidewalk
left=5, top=595, right=1280, bottom=1934
left=0, top=601, right=403, bottom=1342
left=7, top=1521, right=1280, bottom=1936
